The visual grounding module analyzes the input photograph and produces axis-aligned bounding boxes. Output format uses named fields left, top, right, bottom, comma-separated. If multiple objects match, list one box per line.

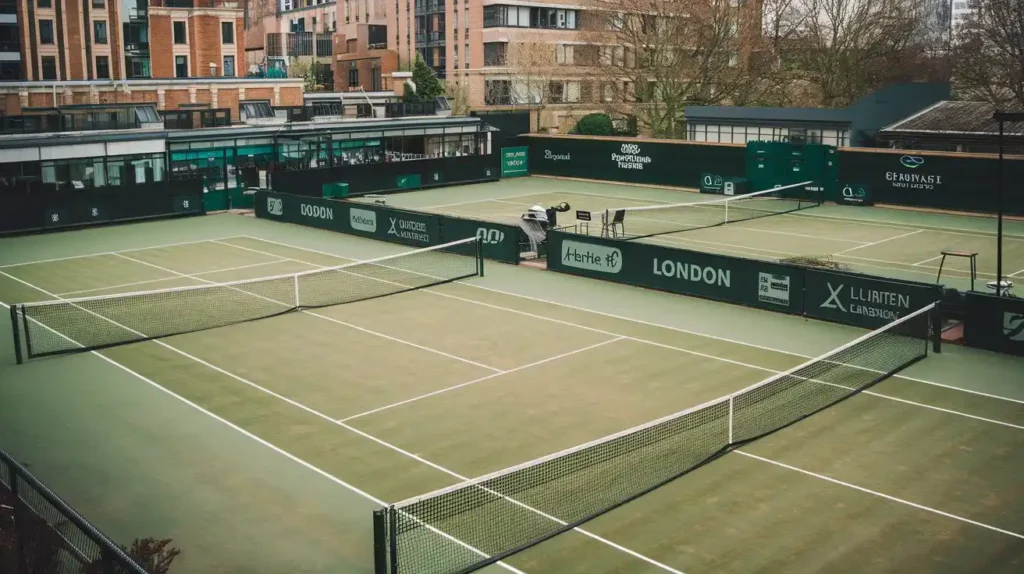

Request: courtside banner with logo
left=803, top=269, right=940, bottom=329
left=439, top=216, right=520, bottom=264
left=546, top=231, right=805, bottom=314
left=964, top=292, right=1024, bottom=356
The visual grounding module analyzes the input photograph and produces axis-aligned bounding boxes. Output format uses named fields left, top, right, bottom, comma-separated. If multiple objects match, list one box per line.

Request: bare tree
left=582, top=0, right=789, bottom=137
left=952, top=0, right=1024, bottom=108
left=767, top=0, right=933, bottom=107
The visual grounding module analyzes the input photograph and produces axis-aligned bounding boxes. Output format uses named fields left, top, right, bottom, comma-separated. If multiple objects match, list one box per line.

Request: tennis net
left=601, top=180, right=820, bottom=240
left=372, top=302, right=936, bottom=574
left=11, top=237, right=482, bottom=362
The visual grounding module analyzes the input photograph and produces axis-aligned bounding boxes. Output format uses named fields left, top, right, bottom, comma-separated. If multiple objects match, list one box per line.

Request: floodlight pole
left=993, top=111, right=1024, bottom=296
left=997, top=118, right=1004, bottom=295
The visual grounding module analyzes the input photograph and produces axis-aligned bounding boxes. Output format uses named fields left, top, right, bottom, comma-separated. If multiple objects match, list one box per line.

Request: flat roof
left=684, top=105, right=851, bottom=126
left=881, top=100, right=1024, bottom=137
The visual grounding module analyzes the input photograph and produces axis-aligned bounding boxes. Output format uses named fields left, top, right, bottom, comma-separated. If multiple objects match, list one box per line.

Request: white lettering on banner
left=820, top=282, right=910, bottom=320
left=300, top=203, right=334, bottom=220
left=885, top=171, right=943, bottom=190
left=652, top=258, right=731, bottom=287
left=561, top=240, right=622, bottom=273
left=610, top=143, right=653, bottom=171
left=350, top=208, right=377, bottom=232
left=476, top=228, right=505, bottom=244
left=544, top=150, right=571, bottom=161
left=387, top=217, right=430, bottom=242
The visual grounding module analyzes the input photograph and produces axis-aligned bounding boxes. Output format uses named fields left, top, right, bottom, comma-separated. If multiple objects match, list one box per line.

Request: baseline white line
left=237, top=235, right=1024, bottom=407
left=736, top=450, right=1024, bottom=540
left=0, top=282, right=527, bottom=574
left=834, top=229, right=924, bottom=255
left=784, top=211, right=1024, bottom=241
left=0, top=236, right=244, bottom=268
left=340, top=337, right=626, bottom=422
left=1010, top=268, right=1024, bottom=278
left=111, top=252, right=504, bottom=374
left=723, top=225, right=869, bottom=244
left=420, top=191, right=548, bottom=210
left=56, top=259, right=292, bottom=296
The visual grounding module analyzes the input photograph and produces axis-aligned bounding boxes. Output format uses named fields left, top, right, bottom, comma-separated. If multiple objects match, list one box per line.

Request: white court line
left=0, top=236, right=243, bottom=269
left=1010, top=268, right=1024, bottom=278
left=833, top=229, right=924, bottom=255
left=724, top=225, right=869, bottom=244
left=784, top=211, right=1024, bottom=241
left=420, top=191, right=548, bottom=210
left=8, top=267, right=679, bottom=573
left=218, top=237, right=1024, bottom=426
left=736, top=451, right=1024, bottom=540
left=56, top=259, right=292, bottom=296
left=110, top=252, right=504, bottom=374
left=0, top=293, right=527, bottom=574
left=912, top=255, right=945, bottom=266
left=340, top=337, right=626, bottom=422
left=237, top=235, right=1024, bottom=407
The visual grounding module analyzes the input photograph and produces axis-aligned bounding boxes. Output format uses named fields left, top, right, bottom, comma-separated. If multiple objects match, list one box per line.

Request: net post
left=9, top=304, right=22, bottom=365
left=476, top=237, right=485, bottom=277
left=388, top=506, right=399, bottom=574
left=727, top=396, right=734, bottom=444
left=724, top=201, right=729, bottom=224
left=372, top=508, right=388, bottom=574
left=293, top=274, right=301, bottom=308
left=930, top=304, right=942, bottom=354
left=20, top=305, right=33, bottom=361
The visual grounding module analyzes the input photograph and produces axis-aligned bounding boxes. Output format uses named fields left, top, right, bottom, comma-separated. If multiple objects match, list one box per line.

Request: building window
left=175, top=55, right=188, bottom=78
left=128, top=57, right=150, bottom=79
left=94, top=21, right=107, bottom=44
left=92, top=0, right=105, bottom=7
left=221, top=21, right=234, bottom=44
left=348, top=64, right=358, bottom=87
left=41, top=56, right=56, bottom=80
left=173, top=21, right=186, bottom=44
left=96, top=56, right=109, bottom=79
left=222, top=55, right=234, bottom=77
left=483, top=42, right=505, bottom=66
left=38, top=0, right=51, bottom=7
left=39, top=20, right=54, bottom=44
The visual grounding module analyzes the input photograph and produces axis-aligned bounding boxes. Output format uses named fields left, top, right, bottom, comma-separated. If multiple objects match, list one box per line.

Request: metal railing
left=0, top=447, right=148, bottom=574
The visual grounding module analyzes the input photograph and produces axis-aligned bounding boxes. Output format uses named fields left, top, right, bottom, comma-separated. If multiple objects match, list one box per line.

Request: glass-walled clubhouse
left=0, top=116, right=494, bottom=196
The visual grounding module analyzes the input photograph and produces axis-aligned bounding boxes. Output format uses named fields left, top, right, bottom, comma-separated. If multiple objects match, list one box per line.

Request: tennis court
left=375, top=177, right=1024, bottom=293
left=1, top=215, right=1022, bottom=573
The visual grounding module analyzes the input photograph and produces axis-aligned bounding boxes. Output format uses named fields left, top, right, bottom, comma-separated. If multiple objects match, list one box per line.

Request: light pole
left=992, top=111, right=1024, bottom=295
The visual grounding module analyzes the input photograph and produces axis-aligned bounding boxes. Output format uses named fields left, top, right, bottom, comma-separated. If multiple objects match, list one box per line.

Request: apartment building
left=6, top=0, right=243, bottom=81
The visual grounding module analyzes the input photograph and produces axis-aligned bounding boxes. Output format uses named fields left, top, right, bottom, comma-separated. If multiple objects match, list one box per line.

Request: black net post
left=9, top=304, right=22, bottom=364
left=388, top=507, right=399, bottom=574
left=20, top=305, right=33, bottom=361
left=373, top=509, right=388, bottom=574
left=477, top=238, right=485, bottom=278
left=930, top=305, right=942, bottom=354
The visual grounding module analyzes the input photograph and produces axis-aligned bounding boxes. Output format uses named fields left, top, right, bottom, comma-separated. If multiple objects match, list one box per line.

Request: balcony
left=414, top=0, right=445, bottom=14
left=0, top=40, right=20, bottom=53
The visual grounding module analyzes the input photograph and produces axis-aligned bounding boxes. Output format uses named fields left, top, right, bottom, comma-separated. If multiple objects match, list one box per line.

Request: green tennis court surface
left=369, top=177, right=1024, bottom=292
left=1, top=213, right=1022, bottom=573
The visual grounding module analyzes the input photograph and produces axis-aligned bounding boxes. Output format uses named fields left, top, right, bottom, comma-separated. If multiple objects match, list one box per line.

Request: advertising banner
left=837, top=184, right=873, bottom=206
left=440, top=216, right=520, bottom=264
left=546, top=231, right=805, bottom=314
left=803, top=269, right=941, bottom=329
left=501, top=147, right=529, bottom=177
left=965, top=292, right=1024, bottom=356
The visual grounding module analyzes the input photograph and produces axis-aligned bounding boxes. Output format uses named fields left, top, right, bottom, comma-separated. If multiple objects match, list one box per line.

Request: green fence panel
left=964, top=291, right=1024, bottom=356
left=803, top=269, right=941, bottom=329
left=228, top=187, right=254, bottom=209
left=342, top=200, right=441, bottom=247
left=256, top=191, right=346, bottom=233
left=546, top=231, right=805, bottom=314
left=440, top=216, right=520, bottom=264
left=396, top=174, right=422, bottom=190
left=501, top=146, right=529, bottom=177
left=204, top=189, right=229, bottom=212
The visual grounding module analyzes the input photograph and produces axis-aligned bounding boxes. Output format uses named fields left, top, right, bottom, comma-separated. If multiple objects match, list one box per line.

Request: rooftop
left=683, top=105, right=851, bottom=125
left=881, top=101, right=1024, bottom=137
